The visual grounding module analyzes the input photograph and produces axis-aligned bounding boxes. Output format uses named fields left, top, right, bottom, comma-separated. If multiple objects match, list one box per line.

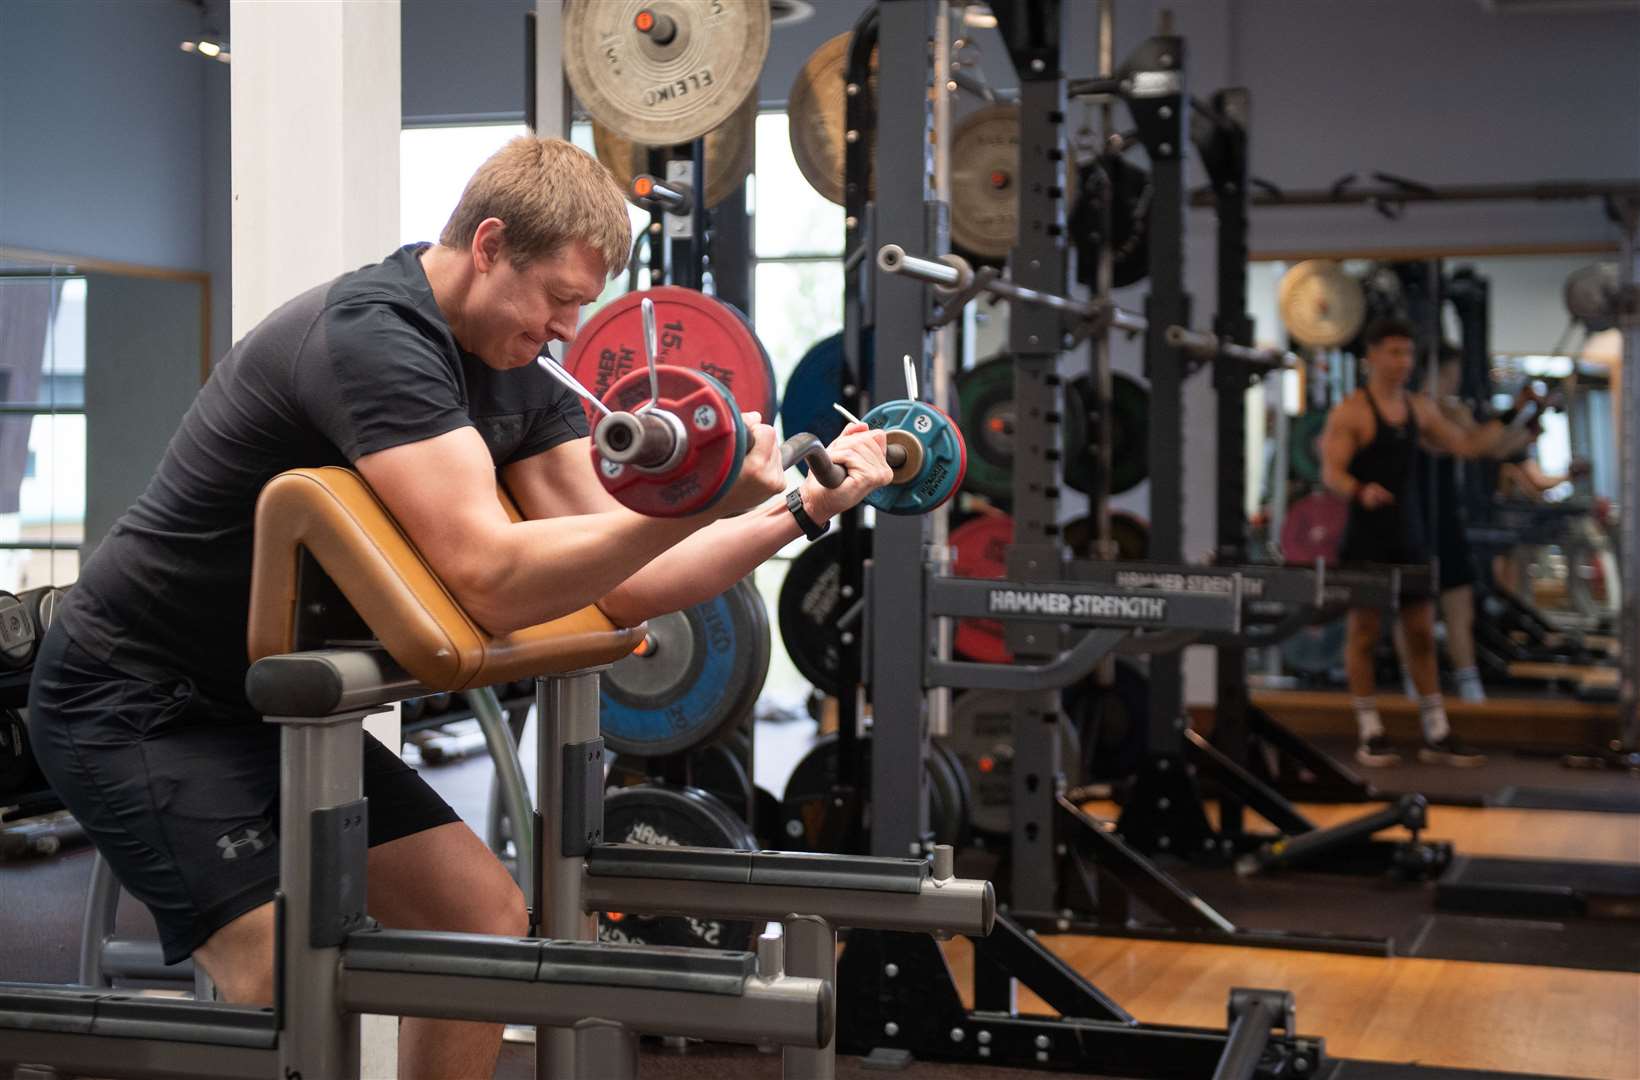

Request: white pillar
left=231, top=4, right=402, bottom=1075
left=533, top=1, right=568, bottom=139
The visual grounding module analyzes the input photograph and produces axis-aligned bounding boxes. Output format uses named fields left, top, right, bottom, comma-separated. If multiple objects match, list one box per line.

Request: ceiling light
left=963, top=6, right=998, bottom=28
left=180, top=34, right=231, bottom=62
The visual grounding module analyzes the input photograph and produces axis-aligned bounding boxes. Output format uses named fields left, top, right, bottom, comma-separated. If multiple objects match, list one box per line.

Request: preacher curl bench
left=0, top=467, right=992, bottom=1080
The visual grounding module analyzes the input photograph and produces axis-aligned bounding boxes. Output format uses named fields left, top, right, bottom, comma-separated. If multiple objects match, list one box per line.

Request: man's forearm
left=473, top=510, right=703, bottom=633
left=598, top=498, right=803, bottom=625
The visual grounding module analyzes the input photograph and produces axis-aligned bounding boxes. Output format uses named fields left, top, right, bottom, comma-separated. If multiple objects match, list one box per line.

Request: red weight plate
left=594, top=366, right=741, bottom=518
left=950, top=513, right=1012, bottom=664
left=565, top=287, right=777, bottom=425
left=1280, top=491, right=1349, bottom=564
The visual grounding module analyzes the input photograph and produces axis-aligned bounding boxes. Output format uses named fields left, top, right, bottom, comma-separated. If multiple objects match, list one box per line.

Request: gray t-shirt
left=59, top=244, right=587, bottom=707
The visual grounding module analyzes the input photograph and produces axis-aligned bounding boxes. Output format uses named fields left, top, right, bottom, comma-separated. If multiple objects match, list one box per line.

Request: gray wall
left=82, top=273, right=204, bottom=558
left=0, top=0, right=234, bottom=363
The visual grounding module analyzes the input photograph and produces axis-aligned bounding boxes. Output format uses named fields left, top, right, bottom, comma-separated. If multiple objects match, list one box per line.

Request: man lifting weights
left=26, top=136, right=893, bottom=1080
left=1319, top=317, right=1531, bottom=769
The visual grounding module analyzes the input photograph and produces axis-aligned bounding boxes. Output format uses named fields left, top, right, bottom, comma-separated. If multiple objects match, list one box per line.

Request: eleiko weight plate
left=780, top=733, right=965, bottom=852
left=942, top=690, right=1082, bottom=840
left=949, top=513, right=1012, bottom=664
left=564, top=287, right=778, bottom=425
left=599, top=784, right=758, bottom=951
left=600, top=580, right=770, bottom=756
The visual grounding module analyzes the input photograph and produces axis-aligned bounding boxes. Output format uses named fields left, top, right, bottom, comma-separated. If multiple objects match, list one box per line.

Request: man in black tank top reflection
left=1319, top=317, right=1531, bottom=768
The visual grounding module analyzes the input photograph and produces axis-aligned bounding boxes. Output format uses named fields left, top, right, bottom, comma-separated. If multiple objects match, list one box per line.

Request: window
left=750, top=111, right=845, bottom=391
left=0, top=273, right=87, bottom=591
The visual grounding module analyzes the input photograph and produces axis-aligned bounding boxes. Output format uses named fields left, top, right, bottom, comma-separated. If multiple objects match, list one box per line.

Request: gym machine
left=789, top=2, right=1330, bottom=1075
left=0, top=466, right=995, bottom=1080
left=875, top=2, right=1445, bottom=952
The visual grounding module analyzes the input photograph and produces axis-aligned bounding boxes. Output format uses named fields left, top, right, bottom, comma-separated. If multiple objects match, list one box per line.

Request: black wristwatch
left=785, top=488, right=828, bottom=541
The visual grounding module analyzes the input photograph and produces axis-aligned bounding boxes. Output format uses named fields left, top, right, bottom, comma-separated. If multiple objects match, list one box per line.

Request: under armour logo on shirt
left=217, top=822, right=272, bottom=860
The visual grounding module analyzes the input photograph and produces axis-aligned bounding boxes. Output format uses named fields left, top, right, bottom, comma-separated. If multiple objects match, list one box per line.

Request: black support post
left=867, top=0, right=936, bottom=859
left=994, top=0, right=1072, bottom=918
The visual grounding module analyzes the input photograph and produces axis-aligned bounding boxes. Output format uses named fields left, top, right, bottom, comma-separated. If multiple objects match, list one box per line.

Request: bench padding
left=248, top=467, right=644, bottom=690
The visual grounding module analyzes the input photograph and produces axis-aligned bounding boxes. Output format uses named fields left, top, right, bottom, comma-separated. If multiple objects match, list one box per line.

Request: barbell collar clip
left=631, top=175, right=694, bottom=215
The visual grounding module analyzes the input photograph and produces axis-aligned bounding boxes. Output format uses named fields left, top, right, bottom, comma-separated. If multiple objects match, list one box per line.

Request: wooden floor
left=940, top=936, right=1639, bottom=1079
left=1246, top=688, right=1619, bottom=751
left=1015, top=800, right=1640, bottom=1078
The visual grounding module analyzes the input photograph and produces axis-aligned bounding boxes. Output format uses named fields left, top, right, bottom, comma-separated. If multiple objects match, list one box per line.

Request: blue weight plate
left=779, top=331, right=875, bottom=468
left=600, top=580, right=770, bottom=756
left=860, top=399, right=967, bottom=515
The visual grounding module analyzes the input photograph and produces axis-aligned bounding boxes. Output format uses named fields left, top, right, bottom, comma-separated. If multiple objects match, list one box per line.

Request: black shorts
left=26, top=625, right=460, bottom=964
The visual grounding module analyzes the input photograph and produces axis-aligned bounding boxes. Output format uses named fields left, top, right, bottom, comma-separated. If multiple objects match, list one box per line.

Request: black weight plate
left=955, top=357, right=1015, bottom=501
left=422, top=692, right=453, bottom=716
left=1064, top=660, right=1150, bottom=782
left=0, top=708, right=41, bottom=797
left=1061, top=513, right=1151, bottom=561
left=1102, top=370, right=1154, bottom=491
left=599, top=785, right=758, bottom=951
left=1072, top=155, right=1152, bottom=289
left=1065, top=373, right=1150, bottom=497
left=754, top=784, right=784, bottom=851
left=777, top=529, right=867, bottom=697
left=602, top=581, right=768, bottom=756
left=606, top=742, right=756, bottom=825
left=17, top=586, right=64, bottom=642
left=400, top=697, right=427, bottom=726
left=0, top=592, right=36, bottom=670
left=780, top=733, right=965, bottom=852
left=943, top=691, right=1082, bottom=839
left=927, top=741, right=970, bottom=849
left=1062, top=377, right=1094, bottom=495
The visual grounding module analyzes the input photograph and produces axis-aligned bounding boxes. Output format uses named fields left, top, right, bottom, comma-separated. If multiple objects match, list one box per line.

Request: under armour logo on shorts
left=217, top=822, right=273, bottom=860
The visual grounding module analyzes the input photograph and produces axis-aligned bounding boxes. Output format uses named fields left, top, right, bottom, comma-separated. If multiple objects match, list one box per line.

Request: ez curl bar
left=542, top=296, right=968, bottom=518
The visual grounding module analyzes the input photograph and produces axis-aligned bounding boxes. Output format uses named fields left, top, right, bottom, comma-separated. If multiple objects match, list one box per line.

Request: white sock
left=1455, top=666, right=1485, bottom=702
left=1353, top=697, right=1383, bottom=741
left=1419, top=693, right=1451, bottom=743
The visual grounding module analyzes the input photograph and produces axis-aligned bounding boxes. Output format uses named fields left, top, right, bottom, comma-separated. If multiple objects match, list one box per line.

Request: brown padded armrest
left=247, top=467, right=644, bottom=690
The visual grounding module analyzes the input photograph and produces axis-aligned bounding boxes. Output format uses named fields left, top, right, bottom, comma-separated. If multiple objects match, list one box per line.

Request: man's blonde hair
left=440, top=136, right=631, bottom=276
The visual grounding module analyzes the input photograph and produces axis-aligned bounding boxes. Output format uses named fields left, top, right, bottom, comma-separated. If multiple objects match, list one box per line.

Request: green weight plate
left=1289, top=410, right=1328, bottom=484
left=601, top=581, right=770, bottom=756
left=599, top=785, right=758, bottom=951
left=955, top=357, right=1015, bottom=501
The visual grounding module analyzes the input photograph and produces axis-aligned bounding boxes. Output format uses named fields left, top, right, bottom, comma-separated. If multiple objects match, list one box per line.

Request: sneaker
left=1355, top=734, right=1401, bottom=767
left=1419, top=734, right=1487, bottom=767
left=1456, top=676, right=1487, bottom=704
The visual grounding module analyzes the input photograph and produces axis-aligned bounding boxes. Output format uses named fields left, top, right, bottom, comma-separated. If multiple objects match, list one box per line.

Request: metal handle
left=780, top=432, right=907, bottom=489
